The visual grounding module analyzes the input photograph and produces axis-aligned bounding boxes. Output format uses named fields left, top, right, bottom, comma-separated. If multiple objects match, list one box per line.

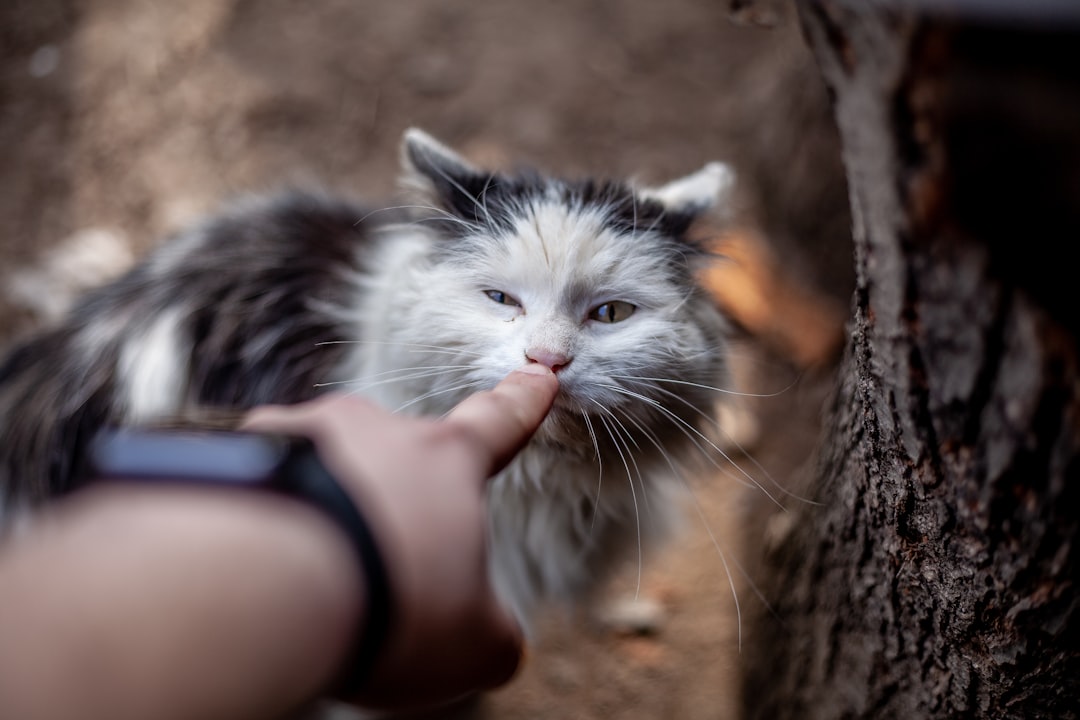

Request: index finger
left=444, top=364, right=559, bottom=477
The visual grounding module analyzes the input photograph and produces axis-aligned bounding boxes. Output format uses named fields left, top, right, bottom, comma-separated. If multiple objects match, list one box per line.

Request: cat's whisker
left=355, top=204, right=482, bottom=236
left=594, top=408, right=644, bottom=600
left=668, top=283, right=704, bottom=315
left=597, top=383, right=751, bottom=489
left=607, top=403, right=678, bottom=482
left=699, top=509, right=744, bottom=652
left=608, top=390, right=786, bottom=652
left=314, top=364, right=474, bottom=389
left=580, top=411, right=605, bottom=535
left=595, top=360, right=653, bottom=379
left=609, top=406, right=748, bottom=652
left=329, top=368, right=473, bottom=400
left=314, top=339, right=486, bottom=358
left=705, top=409, right=822, bottom=507
left=641, top=382, right=822, bottom=507
left=478, top=174, right=499, bottom=232
left=423, top=159, right=496, bottom=228
left=600, top=383, right=788, bottom=511
left=605, top=405, right=654, bottom=518
left=652, top=373, right=801, bottom=399
left=640, top=208, right=667, bottom=237
left=610, top=373, right=753, bottom=398
left=392, top=378, right=487, bottom=414
left=400, top=216, right=483, bottom=237
left=327, top=365, right=471, bottom=386
left=679, top=462, right=788, bottom=648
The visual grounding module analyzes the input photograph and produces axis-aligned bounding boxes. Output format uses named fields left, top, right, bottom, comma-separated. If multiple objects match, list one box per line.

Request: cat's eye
left=589, top=301, right=636, bottom=324
left=484, top=289, right=521, bottom=307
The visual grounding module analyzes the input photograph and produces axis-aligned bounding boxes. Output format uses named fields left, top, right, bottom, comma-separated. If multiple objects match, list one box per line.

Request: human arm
left=0, top=364, right=558, bottom=719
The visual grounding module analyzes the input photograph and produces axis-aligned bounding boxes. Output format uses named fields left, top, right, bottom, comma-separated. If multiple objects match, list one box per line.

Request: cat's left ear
left=639, top=162, right=736, bottom=215
left=399, top=128, right=494, bottom=218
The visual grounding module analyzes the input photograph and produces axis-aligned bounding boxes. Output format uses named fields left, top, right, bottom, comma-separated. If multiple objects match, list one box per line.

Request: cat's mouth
left=530, top=392, right=594, bottom=445
left=545, top=383, right=579, bottom=413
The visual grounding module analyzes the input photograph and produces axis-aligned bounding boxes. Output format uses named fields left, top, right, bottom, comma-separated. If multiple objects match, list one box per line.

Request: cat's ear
left=639, top=162, right=736, bottom=215
left=399, top=128, right=492, bottom=218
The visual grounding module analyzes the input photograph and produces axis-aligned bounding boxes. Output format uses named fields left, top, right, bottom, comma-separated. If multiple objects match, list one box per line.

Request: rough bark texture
left=744, top=3, right=1080, bottom=718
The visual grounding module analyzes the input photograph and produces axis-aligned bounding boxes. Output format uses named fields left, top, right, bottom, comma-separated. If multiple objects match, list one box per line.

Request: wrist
left=0, top=484, right=366, bottom=719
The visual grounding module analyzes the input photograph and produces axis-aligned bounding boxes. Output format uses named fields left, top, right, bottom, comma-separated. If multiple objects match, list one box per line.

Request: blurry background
left=0, top=1, right=852, bottom=718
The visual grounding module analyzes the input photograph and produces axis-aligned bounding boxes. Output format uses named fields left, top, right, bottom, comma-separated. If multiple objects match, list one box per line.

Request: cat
left=0, top=127, right=734, bottom=629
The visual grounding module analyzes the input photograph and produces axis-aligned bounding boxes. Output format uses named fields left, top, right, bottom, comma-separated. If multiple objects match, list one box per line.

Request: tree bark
left=744, top=3, right=1080, bottom=718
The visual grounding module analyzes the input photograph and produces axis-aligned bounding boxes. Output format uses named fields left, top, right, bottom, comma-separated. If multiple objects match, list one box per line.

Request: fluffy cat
left=0, top=128, right=733, bottom=627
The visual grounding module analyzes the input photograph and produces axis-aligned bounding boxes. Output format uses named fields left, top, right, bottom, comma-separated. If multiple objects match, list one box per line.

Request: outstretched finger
left=444, top=364, right=559, bottom=477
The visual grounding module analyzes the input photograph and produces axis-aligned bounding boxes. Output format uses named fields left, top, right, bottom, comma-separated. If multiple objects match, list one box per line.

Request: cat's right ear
left=399, top=128, right=493, bottom=220
left=638, top=162, right=736, bottom=217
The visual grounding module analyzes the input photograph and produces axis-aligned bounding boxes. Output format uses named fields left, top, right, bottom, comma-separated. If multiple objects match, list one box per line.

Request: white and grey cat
left=0, top=128, right=734, bottom=627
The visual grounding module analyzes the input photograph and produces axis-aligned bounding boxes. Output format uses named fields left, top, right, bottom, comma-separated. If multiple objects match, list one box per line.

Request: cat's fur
left=0, top=129, right=733, bottom=626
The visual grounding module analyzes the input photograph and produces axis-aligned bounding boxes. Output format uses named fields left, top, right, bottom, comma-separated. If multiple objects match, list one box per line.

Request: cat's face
left=371, top=130, right=733, bottom=449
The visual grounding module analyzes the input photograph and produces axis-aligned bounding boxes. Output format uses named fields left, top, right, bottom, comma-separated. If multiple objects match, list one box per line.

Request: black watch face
left=86, top=428, right=295, bottom=487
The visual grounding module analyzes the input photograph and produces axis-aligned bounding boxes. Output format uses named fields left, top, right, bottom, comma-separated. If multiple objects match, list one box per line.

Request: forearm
left=0, top=484, right=364, bottom=720
left=0, top=369, right=556, bottom=718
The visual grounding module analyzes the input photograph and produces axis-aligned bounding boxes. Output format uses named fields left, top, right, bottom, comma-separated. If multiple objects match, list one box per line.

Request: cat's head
left=385, top=128, right=734, bottom=450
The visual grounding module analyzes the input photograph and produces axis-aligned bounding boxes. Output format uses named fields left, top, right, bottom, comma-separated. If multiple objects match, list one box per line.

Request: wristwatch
left=83, top=426, right=392, bottom=694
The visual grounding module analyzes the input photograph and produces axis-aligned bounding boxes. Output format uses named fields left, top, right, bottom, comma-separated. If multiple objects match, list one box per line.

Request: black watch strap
left=276, top=441, right=393, bottom=695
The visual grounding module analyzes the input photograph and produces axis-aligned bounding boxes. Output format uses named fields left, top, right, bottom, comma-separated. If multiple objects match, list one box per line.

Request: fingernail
left=514, top=363, right=554, bottom=377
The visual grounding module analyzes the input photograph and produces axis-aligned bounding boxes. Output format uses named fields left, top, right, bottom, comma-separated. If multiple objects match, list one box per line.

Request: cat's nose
left=525, top=348, right=573, bottom=373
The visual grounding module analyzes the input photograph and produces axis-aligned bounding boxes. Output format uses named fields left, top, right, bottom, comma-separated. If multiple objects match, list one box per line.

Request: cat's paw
left=713, top=396, right=762, bottom=455
left=592, top=594, right=668, bottom=636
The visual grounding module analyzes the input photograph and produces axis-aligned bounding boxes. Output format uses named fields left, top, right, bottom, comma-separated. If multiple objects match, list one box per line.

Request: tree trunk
left=744, top=3, right=1080, bottom=718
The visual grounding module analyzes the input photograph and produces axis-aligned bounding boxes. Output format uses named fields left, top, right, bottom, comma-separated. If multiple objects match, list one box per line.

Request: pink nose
left=525, top=348, right=572, bottom=373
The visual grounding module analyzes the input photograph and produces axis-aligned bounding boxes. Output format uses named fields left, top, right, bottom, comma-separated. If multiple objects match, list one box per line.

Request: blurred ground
left=0, top=2, right=851, bottom=718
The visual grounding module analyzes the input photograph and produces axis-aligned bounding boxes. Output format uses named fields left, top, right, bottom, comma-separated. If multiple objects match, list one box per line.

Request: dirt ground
left=0, top=2, right=852, bottom=718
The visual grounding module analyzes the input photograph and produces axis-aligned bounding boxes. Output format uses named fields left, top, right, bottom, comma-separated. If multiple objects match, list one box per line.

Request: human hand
left=242, top=363, right=559, bottom=710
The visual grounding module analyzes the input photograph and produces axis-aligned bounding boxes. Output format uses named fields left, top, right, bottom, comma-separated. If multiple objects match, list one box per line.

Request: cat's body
left=0, top=129, right=733, bottom=626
